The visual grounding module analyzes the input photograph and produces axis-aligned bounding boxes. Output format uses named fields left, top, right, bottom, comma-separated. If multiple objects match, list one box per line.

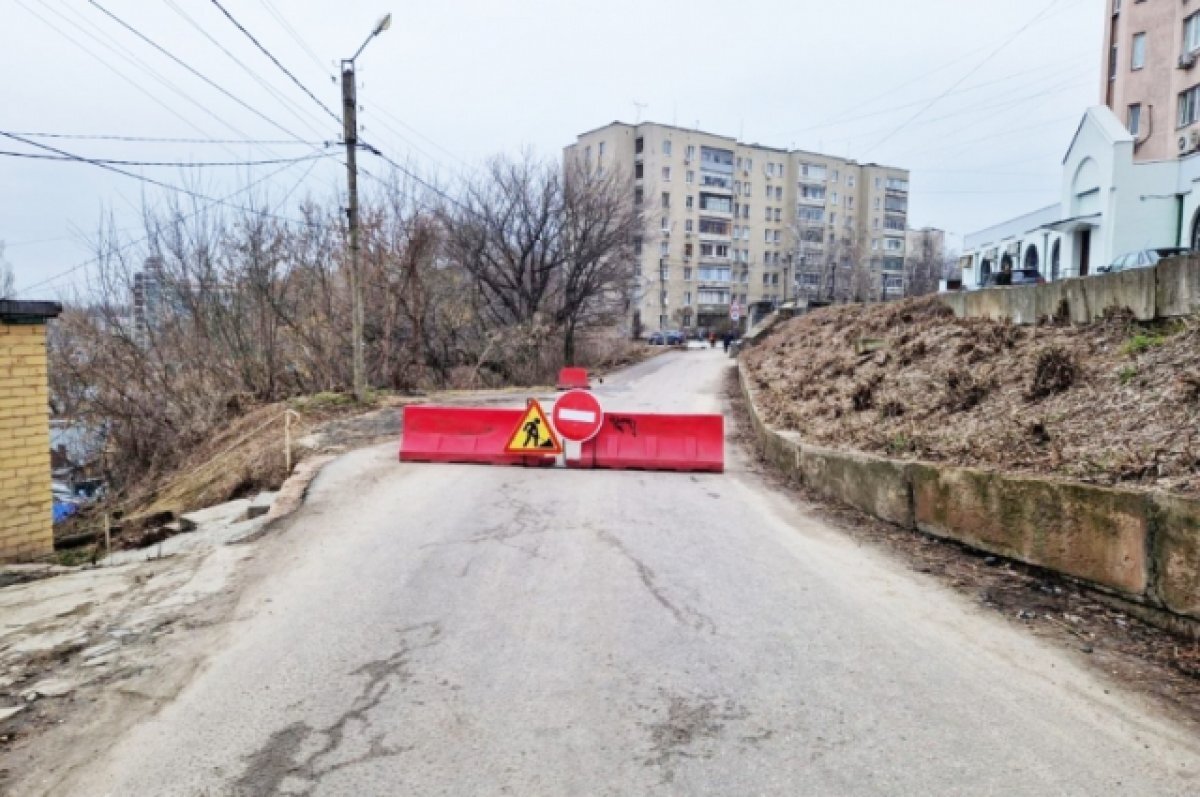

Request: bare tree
left=905, top=229, right=943, bottom=297
left=439, top=152, right=640, bottom=372
left=0, top=241, right=14, bottom=298
left=555, top=160, right=642, bottom=363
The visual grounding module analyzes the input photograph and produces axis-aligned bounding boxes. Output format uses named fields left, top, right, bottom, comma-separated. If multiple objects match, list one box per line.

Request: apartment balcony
left=697, top=303, right=731, bottom=315
left=797, top=195, right=826, bottom=206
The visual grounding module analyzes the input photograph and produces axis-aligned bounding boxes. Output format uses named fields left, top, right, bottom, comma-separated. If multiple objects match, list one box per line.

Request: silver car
left=1099, top=247, right=1191, bottom=274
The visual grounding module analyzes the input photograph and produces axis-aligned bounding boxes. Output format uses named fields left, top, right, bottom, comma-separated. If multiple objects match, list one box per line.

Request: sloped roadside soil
left=741, top=297, right=1200, bottom=496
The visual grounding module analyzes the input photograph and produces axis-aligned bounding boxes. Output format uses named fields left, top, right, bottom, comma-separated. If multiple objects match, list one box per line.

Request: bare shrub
left=1027, top=347, right=1079, bottom=401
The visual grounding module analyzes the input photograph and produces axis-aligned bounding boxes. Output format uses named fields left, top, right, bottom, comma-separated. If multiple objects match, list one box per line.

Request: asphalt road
left=71, top=349, right=1200, bottom=796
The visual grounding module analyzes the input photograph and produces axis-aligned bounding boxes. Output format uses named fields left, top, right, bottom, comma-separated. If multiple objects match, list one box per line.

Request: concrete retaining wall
left=738, top=365, right=1200, bottom=630
left=941, top=256, right=1199, bottom=324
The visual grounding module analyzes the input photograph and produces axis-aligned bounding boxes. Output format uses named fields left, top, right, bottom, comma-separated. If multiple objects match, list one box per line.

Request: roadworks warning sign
left=504, top=399, right=563, bottom=455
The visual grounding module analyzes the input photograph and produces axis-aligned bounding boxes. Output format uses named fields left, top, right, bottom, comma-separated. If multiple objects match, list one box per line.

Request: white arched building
left=963, top=106, right=1198, bottom=289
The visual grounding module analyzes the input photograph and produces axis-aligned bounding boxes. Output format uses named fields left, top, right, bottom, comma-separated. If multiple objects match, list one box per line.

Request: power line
left=8, top=131, right=330, bottom=146
left=864, top=0, right=1072, bottom=155
left=88, top=0, right=317, bottom=147
left=15, top=157, right=324, bottom=297
left=0, top=149, right=331, bottom=168
left=208, top=0, right=341, bottom=124
left=257, top=0, right=331, bottom=77
left=163, top=0, right=334, bottom=142
left=39, top=0, right=259, bottom=147
left=0, top=130, right=319, bottom=225
left=12, top=0, right=244, bottom=159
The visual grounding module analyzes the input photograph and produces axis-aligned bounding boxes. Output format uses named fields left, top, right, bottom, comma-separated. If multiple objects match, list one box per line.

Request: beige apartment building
left=565, top=122, right=909, bottom=332
left=1103, top=0, right=1200, bottom=160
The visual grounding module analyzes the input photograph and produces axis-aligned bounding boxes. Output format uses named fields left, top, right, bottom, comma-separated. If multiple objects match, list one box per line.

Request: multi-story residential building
left=962, top=1, right=1200, bottom=288
left=1103, top=0, right=1200, bottom=161
left=564, top=122, right=909, bottom=332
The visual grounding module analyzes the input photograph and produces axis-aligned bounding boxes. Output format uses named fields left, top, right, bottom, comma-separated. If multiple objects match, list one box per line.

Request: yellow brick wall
left=0, top=323, right=53, bottom=561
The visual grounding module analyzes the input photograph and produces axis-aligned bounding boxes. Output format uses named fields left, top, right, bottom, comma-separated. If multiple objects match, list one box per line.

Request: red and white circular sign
left=551, top=390, right=604, bottom=443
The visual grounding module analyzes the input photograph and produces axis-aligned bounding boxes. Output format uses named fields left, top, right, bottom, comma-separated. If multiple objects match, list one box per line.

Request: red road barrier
left=574, top=412, right=724, bottom=473
left=556, top=367, right=591, bottom=390
left=399, top=406, right=555, bottom=467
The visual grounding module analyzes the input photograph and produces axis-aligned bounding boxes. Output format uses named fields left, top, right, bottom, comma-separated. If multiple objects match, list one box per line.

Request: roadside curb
left=229, top=455, right=337, bottom=545
left=737, top=362, right=1200, bottom=638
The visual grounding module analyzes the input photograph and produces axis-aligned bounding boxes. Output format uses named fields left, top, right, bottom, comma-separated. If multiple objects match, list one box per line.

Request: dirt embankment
left=742, top=297, right=1200, bottom=496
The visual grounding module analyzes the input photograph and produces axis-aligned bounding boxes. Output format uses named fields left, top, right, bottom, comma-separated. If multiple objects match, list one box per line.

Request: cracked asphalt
left=67, top=349, right=1200, bottom=795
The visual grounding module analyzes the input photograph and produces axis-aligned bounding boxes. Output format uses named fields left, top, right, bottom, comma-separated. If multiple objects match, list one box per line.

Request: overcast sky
left=1, top=0, right=1103, bottom=298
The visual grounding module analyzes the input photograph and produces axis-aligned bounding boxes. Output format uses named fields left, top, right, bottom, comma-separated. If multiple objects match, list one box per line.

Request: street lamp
left=342, top=13, right=391, bottom=403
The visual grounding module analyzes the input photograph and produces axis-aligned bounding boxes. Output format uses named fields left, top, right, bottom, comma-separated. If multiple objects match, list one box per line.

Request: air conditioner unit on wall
left=1181, top=135, right=1193, bottom=154
left=1181, top=53, right=1197, bottom=70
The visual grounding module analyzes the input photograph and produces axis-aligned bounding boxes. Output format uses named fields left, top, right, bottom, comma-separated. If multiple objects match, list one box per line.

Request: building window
left=1112, top=0, right=1120, bottom=15
left=774, top=208, right=782, bottom=222
left=873, top=218, right=880, bottom=229
left=775, top=186, right=783, bottom=201
left=886, top=177, right=909, bottom=191
left=663, top=140, right=672, bottom=155
left=744, top=183, right=752, bottom=197
left=1110, top=45, right=1118, bottom=81
left=659, top=241, right=669, bottom=256
left=745, top=157, right=753, bottom=172
left=874, top=197, right=881, bottom=210
left=686, top=145, right=696, bottom=161
left=799, top=163, right=827, bottom=181
left=797, top=207, right=825, bottom=224
left=661, top=217, right=670, bottom=232
left=685, top=219, right=694, bottom=232
left=829, top=212, right=837, bottom=226
left=741, top=205, right=749, bottom=219
left=1187, top=13, right=1200, bottom=55
left=584, top=145, right=591, bottom=162
left=662, top=192, right=671, bottom=208
left=635, top=137, right=644, bottom=154
left=846, top=196, right=855, bottom=209
left=764, top=207, right=772, bottom=222
left=830, top=169, right=839, bottom=183
left=1131, top=33, right=1146, bottom=70
left=684, top=291, right=691, bottom=306
left=830, top=191, right=839, bottom=204
left=1180, top=85, right=1200, bottom=128
left=847, top=175, right=856, bottom=188
left=699, top=193, right=732, bottom=213
left=635, top=162, right=644, bottom=179
left=685, top=195, right=694, bottom=210
left=663, top=167, right=672, bottom=181
left=774, top=230, right=781, bottom=243
left=885, top=238, right=903, bottom=252
left=598, top=142, right=606, bottom=158
left=875, top=177, right=882, bottom=189
left=684, top=266, right=692, bottom=280
left=686, top=170, right=695, bottom=184
left=1129, top=104, right=1142, bottom=136
left=634, top=187, right=644, bottom=205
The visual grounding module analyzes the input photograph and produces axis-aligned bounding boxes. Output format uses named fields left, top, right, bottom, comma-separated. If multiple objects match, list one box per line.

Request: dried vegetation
left=742, top=297, right=1200, bottom=495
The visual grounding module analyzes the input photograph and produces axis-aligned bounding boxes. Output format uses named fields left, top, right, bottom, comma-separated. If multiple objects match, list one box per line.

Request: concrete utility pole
left=341, top=13, right=392, bottom=403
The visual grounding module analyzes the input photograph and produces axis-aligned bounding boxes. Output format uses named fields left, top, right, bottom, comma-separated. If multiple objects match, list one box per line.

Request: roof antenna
left=633, top=101, right=646, bottom=124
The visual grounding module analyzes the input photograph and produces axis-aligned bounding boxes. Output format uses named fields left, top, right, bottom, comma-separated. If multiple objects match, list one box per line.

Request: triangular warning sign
left=504, top=399, right=563, bottom=456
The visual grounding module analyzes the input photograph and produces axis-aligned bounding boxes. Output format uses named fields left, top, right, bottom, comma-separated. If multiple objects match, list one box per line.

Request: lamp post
left=342, top=13, right=391, bottom=402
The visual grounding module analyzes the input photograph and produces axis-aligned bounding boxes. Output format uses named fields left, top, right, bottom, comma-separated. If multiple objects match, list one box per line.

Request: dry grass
left=742, top=297, right=1200, bottom=495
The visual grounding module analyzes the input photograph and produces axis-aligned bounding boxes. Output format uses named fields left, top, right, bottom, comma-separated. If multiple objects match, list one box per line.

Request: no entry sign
left=552, top=390, right=604, bottom=443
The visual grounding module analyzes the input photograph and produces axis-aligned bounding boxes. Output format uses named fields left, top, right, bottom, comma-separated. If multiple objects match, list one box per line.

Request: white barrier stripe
left=559, top=409, right=596, bottom=423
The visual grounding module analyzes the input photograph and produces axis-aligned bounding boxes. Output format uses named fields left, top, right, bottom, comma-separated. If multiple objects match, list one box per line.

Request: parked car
left=647, top=330, right=683, bottom=345
left=1098, top=247, right=1191, bottom=274
left=980, top=268, right=1044, bottom=288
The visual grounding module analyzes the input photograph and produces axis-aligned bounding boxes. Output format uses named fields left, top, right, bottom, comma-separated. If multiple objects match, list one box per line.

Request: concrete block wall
left=941, top=256, right=1199, bottom=324
left=0, top=323, right=54, bottom=561
left=739, top=364, right=1200, bottom=632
